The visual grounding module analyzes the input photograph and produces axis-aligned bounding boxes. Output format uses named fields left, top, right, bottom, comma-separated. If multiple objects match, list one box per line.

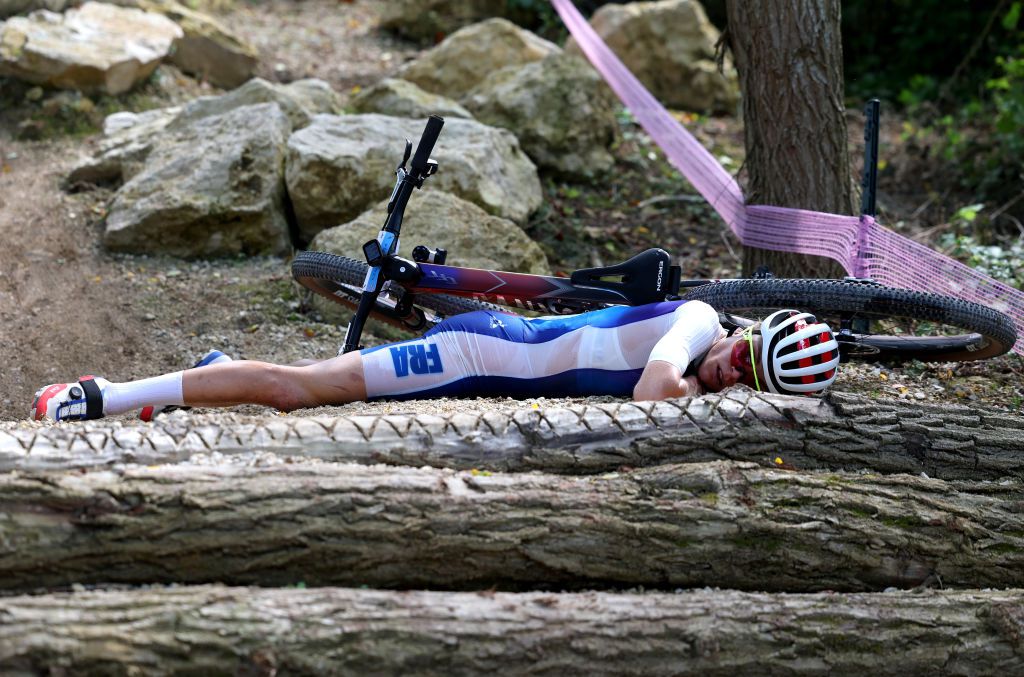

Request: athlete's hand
left=679, top=374, right=704, bottom=398
left=633, top=362, right=704, bottom=401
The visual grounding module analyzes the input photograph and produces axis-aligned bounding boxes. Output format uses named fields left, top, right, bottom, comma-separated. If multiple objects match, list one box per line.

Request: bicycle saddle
left=570, top=248, right=680, bottom=305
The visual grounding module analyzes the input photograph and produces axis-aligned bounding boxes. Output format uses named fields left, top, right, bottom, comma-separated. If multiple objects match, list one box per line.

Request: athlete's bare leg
left=182, top=350, right=367, bottom=411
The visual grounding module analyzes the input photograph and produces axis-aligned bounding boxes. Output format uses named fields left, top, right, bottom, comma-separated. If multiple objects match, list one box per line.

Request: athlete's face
left=697, top=329, right=765, bottom=392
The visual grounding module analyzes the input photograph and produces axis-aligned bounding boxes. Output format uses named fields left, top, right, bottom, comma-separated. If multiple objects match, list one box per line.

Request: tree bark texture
left=2, top=459, right=1023, bottom=592
left=3, top=392, right=1022, bottom=480
left=725, top=0, right=855, bottom=278
left=4, top=584, right=1024, bottom=676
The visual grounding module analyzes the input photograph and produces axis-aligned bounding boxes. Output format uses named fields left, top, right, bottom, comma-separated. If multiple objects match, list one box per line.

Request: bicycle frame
left=405, top=254, right=704, bottom=315
left=414, top=263, right=612, bottom=313
left=343, top=115, right=443, bottom=353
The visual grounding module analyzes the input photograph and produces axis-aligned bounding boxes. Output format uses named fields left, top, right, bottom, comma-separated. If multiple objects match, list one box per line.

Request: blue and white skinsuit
left=360, top=300, right=725, bottom=400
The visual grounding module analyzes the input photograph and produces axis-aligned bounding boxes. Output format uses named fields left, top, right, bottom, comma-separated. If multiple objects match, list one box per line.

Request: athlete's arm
left=633, top=300, right=722, bottom=401
left=633, top=361, right=704, bottom=401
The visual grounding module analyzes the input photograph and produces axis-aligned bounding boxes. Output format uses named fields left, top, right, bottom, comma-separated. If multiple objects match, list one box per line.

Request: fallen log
left=3, top=584, right=1024, bottom=676
left=2, top=392, right=1022, bottom=479
left=1, top=459, right=1022, bottom=591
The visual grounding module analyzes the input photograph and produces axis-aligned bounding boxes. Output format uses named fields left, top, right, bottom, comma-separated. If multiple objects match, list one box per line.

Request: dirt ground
left=0, top=0, right=414, bottom=423
left=1, top=0, right=1022, bottom=424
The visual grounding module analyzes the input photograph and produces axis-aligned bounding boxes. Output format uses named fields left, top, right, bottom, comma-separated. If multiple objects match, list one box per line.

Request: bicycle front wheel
left=685, top=278, right=1017, bottom=362
left=292, top=250, right=504, bottom=333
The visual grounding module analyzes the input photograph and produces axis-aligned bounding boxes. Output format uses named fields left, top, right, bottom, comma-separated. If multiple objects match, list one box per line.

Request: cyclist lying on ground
left=31, top=301, right=840, bottom=422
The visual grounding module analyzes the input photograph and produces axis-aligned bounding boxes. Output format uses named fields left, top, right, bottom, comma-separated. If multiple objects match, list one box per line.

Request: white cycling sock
left=103, top=371, right=185, bottom=416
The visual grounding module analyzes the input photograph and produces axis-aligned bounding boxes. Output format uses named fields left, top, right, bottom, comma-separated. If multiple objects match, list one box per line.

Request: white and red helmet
left=759, top=310, right=840, bottom=395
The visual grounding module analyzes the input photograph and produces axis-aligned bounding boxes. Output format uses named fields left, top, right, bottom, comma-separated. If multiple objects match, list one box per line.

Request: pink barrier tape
left=552, top=0, right=1024, bottom=356
left=855, top=215, right=872, bottom=279
left=742, top=206, right=862, bottom=270
left=861, top=227, right=1024, bottom=355
left=550, top=0, right=747, bottom=230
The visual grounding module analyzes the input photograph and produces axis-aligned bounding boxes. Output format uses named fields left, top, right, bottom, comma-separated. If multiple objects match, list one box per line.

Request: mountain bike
left=292, top=115, right=1017, bottom=363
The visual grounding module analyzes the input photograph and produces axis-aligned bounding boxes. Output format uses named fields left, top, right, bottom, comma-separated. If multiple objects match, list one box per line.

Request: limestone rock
left=65, top=105, right=180, bottom=187
left=286, top=113, right=542, bottom=242
left=172, top=77, right=339, bottom=131
left=0, top=2, right=183, bottom=94
left=464, top=53, right=617, bottom=179
left=0, top=0, right=238, bottom=12
left=379, top=0, right=508, bottom=43
left=396, top=18, right=560, bottom=100
left=567, top=0, right=739, bottom=113
left=66, top=78, right=337, bottom=188
left=277, top=78, right=342, bottom=121
left=134, top=0, right=258, bottom=89
left=92, top=0, right=235, bottom=11
left=103, top=102, right=292, bottom=257
left=312, top=190, right=550, bottom=276
left=0, top=0, right=255, bottom=88
left=349, top=78, right=473, bottom=120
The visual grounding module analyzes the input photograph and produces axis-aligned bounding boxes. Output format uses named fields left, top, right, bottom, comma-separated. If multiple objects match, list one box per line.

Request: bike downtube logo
left=390, top=343, right=444, bottom=377
left=425, top=269, right=458, bottom=286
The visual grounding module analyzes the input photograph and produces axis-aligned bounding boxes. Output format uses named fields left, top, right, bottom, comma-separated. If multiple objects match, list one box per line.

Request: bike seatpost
left=341, top=116, right=445, bottom=354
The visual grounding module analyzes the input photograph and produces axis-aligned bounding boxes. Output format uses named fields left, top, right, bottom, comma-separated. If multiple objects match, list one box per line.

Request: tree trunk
left=2, top=459, right=1023, bottom=592
left=4, top=392, right=1022, bottom=480
left=3, top=584, right=1024, bottom=676
left=725, top=0, right=855, bottom=278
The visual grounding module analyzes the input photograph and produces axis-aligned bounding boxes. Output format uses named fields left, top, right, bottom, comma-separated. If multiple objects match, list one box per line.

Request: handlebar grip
left=410, top=115, right=444, bottom=174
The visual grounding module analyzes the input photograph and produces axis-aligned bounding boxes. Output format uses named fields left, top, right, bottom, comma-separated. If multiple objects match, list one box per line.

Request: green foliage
left=506, top=0, right=558, bottom=34
left=841, top=0, right=1019, bottom=104
left=988, top=50, right=1024, bottom=139
left=955, top=203, right=986, bottom=225
left=693, top=1, right=1021, bottom=113
left=969, top=45, right=1024, bottom=201
left=896, top=74, right=940, bottom=109
left=940, top=232, right=1024, bottom=289
left=876, top=3, right=1024, bottom=235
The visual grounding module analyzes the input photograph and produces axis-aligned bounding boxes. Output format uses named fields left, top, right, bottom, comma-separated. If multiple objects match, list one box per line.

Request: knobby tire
left=684, top=278, right=1016, bottom=362
left=292, top=251, right=499, bottom=332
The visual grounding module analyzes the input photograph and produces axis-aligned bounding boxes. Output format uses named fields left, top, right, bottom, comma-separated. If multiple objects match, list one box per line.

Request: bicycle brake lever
left=398, top=139, right=412, bottom=172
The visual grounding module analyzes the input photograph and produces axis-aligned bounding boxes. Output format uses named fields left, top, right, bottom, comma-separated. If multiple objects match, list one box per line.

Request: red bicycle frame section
left=413, top=263, right=620, bottom=313
left=401, top=247, right=687, bottom=315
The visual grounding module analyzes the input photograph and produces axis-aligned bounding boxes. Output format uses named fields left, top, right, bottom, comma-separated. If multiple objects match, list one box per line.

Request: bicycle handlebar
left=410, top=115, right=444, bottom=175
left=341, top=115, right=445, bottom=354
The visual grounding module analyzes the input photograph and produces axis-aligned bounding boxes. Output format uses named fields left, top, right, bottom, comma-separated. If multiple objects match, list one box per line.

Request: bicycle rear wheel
left=684, top=278, right=1017, bottom=362
left=292, top=250, right=503, bottom=333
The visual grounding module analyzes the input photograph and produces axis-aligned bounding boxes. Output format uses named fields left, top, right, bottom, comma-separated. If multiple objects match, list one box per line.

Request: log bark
left=2, top=459, right=1023, bottom=592
left=3, top=584, right=1024, bottom=676
left=3, top=392, right=1022, bottom=480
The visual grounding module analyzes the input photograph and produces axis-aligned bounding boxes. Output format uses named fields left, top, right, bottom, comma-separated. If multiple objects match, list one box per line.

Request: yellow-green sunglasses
left=730, top=326, right=762, bottom=391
